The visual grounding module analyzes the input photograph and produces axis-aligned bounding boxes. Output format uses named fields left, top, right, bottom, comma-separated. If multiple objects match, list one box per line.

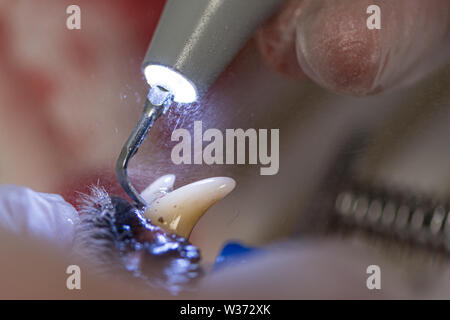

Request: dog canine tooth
left=140, top=174, right=176, bottom=205
left=142, top=177, right=236, bottom=238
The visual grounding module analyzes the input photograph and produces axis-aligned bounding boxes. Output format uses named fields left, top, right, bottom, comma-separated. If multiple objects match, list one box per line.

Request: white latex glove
left=0, top=185, right=78, bottom=249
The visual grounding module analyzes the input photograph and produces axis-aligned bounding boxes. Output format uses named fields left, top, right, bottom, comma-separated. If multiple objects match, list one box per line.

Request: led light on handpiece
left=144, top=65, right=197, bottom=103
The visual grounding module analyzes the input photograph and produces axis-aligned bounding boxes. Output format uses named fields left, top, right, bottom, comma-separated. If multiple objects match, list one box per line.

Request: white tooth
left=143, top=177, right=236, bottom=238
left=140, top=174, right=176, bottom=205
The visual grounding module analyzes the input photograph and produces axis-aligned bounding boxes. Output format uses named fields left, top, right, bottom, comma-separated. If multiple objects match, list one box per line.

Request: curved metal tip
left=116, top=89, right=173, bottom=209
left=116, top=144, right=147, bottom=210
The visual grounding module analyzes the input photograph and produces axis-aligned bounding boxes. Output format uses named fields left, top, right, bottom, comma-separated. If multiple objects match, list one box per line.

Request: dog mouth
left=73, top=176, right=235, bottom=294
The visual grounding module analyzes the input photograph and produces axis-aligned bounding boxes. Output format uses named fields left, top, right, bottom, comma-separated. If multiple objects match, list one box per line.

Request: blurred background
left=1, top=0, right=449, bottom=263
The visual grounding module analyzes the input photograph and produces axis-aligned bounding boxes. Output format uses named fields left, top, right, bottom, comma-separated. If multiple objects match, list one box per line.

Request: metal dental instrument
left=115, top=0, right=285, bottom=207
left=116, top=87, right=173, bottom=209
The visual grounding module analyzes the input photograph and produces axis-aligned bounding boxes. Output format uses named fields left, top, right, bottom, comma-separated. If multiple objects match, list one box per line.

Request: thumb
left=257, top=0, right=450, bottom=95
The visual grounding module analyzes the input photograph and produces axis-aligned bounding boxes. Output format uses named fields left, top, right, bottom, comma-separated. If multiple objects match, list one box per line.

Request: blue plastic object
left=213, top=242, right=260, bottom=271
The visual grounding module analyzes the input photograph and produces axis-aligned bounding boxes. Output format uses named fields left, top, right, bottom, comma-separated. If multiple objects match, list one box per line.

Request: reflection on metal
left=116, top=87, right=173, bottom=209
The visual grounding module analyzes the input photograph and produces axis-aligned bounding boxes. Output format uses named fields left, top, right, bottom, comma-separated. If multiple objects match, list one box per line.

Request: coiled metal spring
left=335, top=188, right=450, bottom=250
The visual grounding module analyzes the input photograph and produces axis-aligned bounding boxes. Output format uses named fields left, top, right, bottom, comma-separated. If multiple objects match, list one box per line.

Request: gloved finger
left=197, top=241, right=415, bottom=299
left=0, top=185, right=78, bottom=249
left=257, top=0, right=450, bottom=95
left=0, top=228, right=153, bottom=299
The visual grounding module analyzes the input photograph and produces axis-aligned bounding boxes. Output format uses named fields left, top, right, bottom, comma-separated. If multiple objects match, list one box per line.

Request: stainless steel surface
left=116, top=89, right=173, bottom=209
